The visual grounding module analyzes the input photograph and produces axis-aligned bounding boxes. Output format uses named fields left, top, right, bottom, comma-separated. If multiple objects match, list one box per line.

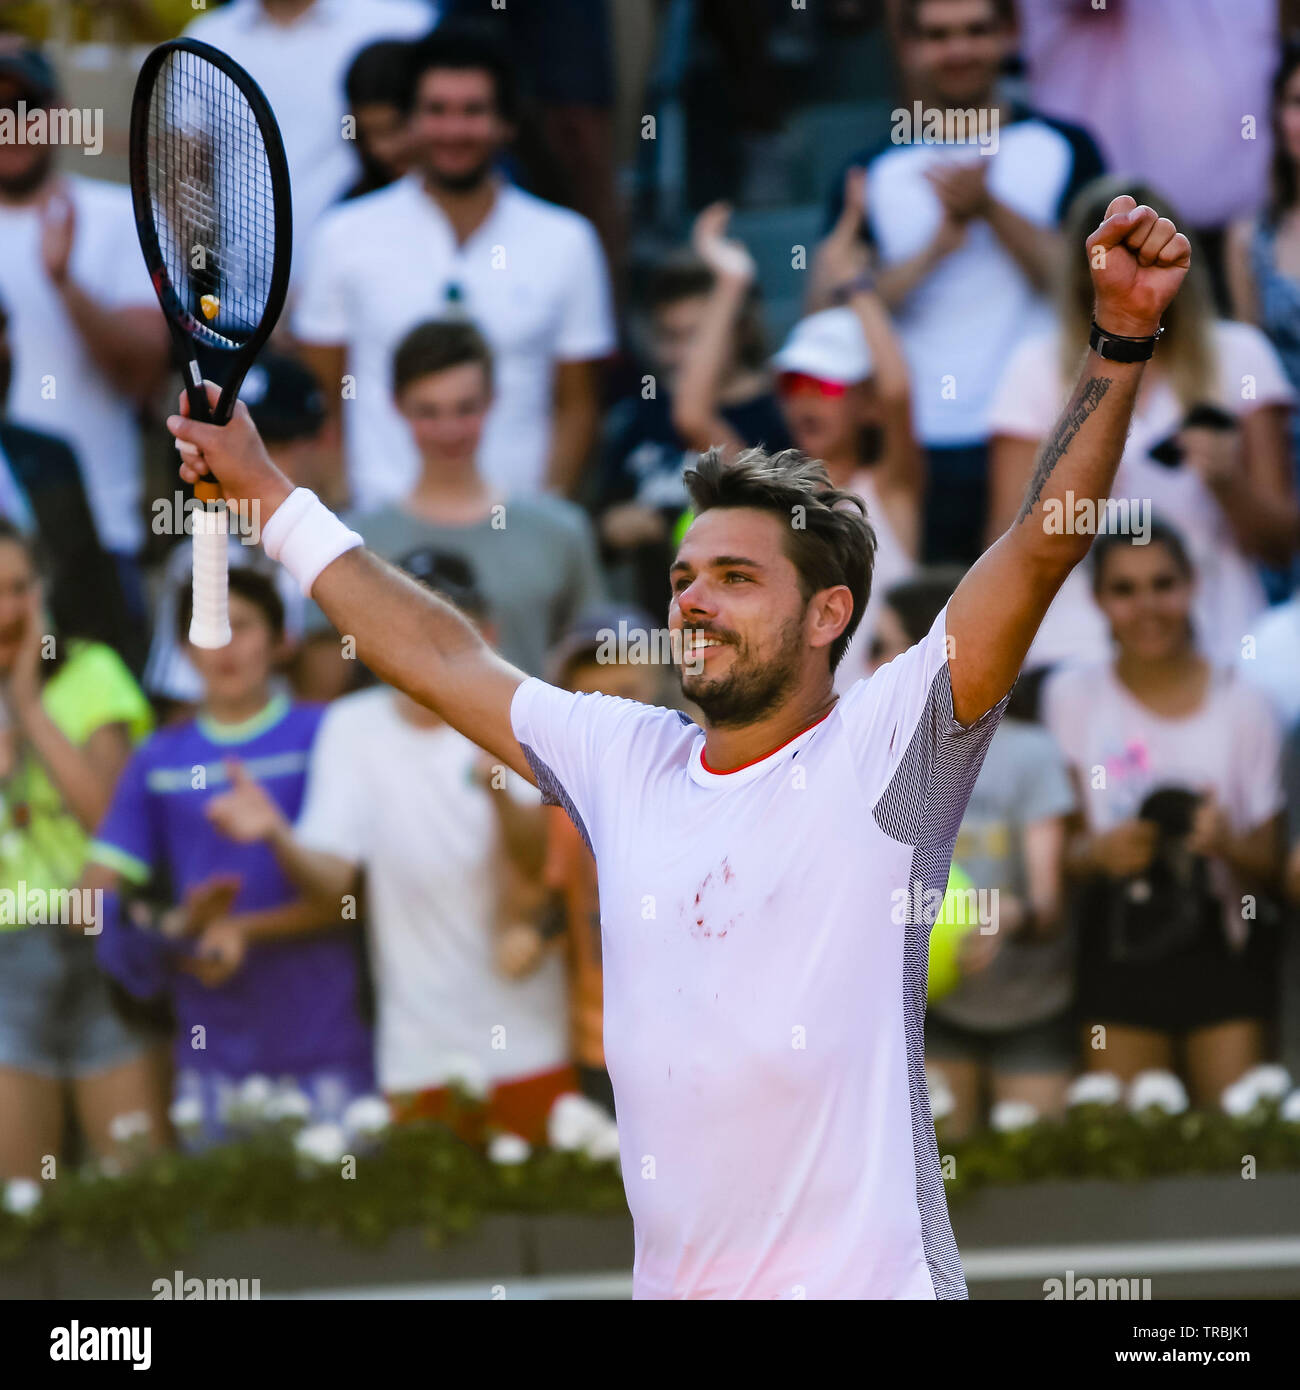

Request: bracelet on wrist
left=1089, top=318, right=1164, bottom=362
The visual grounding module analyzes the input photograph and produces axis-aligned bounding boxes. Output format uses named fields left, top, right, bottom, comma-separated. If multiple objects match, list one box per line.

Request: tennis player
left=168, top=195, right=1189, bottom=1299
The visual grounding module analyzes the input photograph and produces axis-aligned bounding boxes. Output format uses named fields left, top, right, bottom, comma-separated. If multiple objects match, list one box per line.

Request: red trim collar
left=699, top=704, right=837, bottom=775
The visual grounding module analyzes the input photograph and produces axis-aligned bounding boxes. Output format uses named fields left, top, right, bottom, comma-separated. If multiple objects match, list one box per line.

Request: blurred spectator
left=0, top=39, right=169, bottom=607
left=1241, top=590, right=1300, bottom=728
left=1016, top=0, right=1277, bottom=305
left=988, top=177, right=1299, bottom=678
left=0, top=294, right=136, bottom=668
left=215, top=553, right=572, bottom=1145
left=143, top=351, right=326, bottom=714
left=90, top=568, right=374, bottom=1147
left=440, top=0, right=623, bottom=263
left=531, top=603, right=668, bottom=1120
left=876, top=569, right=1075, bottom=1138
left=0, top=520, right=160, bottom=1180
left=1227, top=40, right=1300, bottom=493
left=298, top=320, right=604, bottom=699
left=818, top=0, right=1103, bottom=564
left=681, top=194, right=921, bottom=688
left=184, top=0, right=434, bottom=284
left=595, top=212, right=789, bottom=616
left=1043, top=526, right=1287, bottom=1108
left=341, top=39, right=416, bottom=201
left=294, top=23, right=616, bottom=507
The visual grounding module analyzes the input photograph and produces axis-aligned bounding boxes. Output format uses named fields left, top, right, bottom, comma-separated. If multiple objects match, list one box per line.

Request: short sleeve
left=294, top=700, right=370, bottom=864
left=1218, top=319, right=1297, bottom=412
left=510, top=677, right=664, bottom=854
left=840, top=604, right=1010, bottom=848
left=50, top=643, right=153, bottom=746
left=75, top=183, right=157, bottom=313
left=552, top=217, right=617, bottom=362
left=89, top=747, right=159, bottom=886
left=291, top=211, right=352, bottom=345
left=987, top=334, right=1063, bottom=441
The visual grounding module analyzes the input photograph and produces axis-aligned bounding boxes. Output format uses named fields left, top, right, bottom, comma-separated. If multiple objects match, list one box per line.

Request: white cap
left=772, top=307, right=874, bottom=385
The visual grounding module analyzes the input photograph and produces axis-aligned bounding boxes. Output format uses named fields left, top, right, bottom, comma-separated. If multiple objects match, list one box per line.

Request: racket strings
left=146, top=47, right=277, bottom=351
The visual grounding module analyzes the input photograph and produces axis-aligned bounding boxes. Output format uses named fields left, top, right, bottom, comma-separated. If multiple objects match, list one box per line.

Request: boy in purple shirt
left=87, top=569, right=373, bottom=1145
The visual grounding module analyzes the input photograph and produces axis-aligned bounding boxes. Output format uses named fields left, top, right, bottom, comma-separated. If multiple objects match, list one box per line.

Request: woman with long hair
left=0, top=520, right=163, bottom=1178
left=1226, top=39, right=1300, bottom=491
left=987, top=175, right=1298, bottom=678
left=1042, top=525, right=1286, bottom=1106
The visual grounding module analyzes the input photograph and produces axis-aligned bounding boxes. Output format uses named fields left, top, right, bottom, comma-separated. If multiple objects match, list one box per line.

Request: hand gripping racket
left=129, top=39, right=292, bottom=648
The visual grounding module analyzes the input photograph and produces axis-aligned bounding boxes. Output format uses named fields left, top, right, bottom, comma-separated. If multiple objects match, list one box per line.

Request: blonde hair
left=1057, top=175, right=1217, bottom=412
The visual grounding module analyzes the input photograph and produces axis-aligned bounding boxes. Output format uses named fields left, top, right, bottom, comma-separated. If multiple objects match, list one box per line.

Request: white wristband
left=260, top=487, right=363, bottom=597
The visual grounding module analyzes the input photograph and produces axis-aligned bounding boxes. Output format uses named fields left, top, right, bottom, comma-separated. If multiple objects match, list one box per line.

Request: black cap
left=237, top=352, right=326, bottom=444
left=0, top=42, right=57, bottom=104
left=396, top=547, right=489, bottom=622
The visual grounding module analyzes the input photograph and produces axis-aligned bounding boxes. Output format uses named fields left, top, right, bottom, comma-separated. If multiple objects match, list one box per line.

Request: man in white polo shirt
left=170, top=196, right=1190, bottom=1298
left=294, top=23, right=616, bottom=509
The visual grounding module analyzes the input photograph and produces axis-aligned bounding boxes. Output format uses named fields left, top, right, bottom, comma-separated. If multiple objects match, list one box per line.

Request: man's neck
left=405, top=466, right=496, bottom=523
left=201, top=686, right=276, bottom=729
left=259, top=0, right=318, bottom=26
left=700, top=684, right=839, bottom=773
left=420, top=171, right=500, bottom=246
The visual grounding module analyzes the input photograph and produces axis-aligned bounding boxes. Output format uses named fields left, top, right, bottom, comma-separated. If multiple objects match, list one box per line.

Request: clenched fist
left=1086, top=194, right=1191, bottom=339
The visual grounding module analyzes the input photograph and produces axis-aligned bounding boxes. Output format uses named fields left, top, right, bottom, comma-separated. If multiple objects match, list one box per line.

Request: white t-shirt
left=511, top=607, right=1008, bottom=1299
left=185, top=0, right=435, bottom=282
left=295, top=687, right=566, bottom=1094
left=864, top=116, right=1088, bottom=446
left=0, top=175, right=157, bottom=553
left=294, top=175, right=616, bottom=506
left=988, top=320, right=1296, bottom=672
left=1239, top=597, right=1300, bottom=730
left=1041, top=662, right=1284, bottom=948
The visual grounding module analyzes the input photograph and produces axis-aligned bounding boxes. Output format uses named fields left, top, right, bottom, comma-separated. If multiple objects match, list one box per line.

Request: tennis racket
left=129, top=38, right=292, bottom=648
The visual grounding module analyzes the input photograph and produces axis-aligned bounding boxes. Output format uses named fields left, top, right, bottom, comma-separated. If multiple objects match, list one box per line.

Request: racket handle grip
left=190, top=503, right=231, bottom=649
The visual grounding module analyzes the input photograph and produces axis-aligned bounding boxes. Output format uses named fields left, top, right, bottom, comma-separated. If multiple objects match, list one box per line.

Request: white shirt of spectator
left=1240, top=595, right=1300, bottom=730
left=1042, top=661, right=1285, bottom=949
left=294, top=173, right=616, bottom=506
left=510, top=606, right=1007, bottom=1299
left=294, top=687, right=567, bottom=1095
left=0, top=174, right=156, bottom=553
left=864, top=120, right=1073, bottom=446
left=184, top=0, right=435, bottom=283
left=988, top=320, right=1296, bottom=673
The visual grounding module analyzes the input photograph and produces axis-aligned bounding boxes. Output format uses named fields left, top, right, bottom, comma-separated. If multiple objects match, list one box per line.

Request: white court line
left=268, top=1236, right=1300, bottom=1299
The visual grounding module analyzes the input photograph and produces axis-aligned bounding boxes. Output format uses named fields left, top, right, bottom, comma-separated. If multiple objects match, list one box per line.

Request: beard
left=0, top=148, right=53, bottom=199
left=679, top=614, right=805, bottom=729
left=426, top=155, right=495, bottom=195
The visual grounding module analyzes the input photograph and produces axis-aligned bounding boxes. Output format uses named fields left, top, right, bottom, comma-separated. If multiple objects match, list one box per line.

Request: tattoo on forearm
left=1016, top=376, right=1112, bottom=523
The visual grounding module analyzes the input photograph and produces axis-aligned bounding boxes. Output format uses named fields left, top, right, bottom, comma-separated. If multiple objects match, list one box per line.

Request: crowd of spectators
left=1, top=0, right=1299, bottom=1179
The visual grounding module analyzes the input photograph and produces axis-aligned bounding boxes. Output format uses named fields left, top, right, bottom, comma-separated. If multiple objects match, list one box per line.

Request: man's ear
left=808, top=584, right=855, bottom=651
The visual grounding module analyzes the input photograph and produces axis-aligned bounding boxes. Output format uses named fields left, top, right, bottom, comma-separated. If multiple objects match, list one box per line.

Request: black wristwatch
left=1089, top=318, right=1164, bottom=362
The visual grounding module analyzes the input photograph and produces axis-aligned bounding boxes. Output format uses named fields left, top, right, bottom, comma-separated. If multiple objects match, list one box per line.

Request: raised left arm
left=945, top=196, right=1191, bottom=725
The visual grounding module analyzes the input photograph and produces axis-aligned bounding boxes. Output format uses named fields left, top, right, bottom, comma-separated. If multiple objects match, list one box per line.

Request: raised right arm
left=167, top=390, right=536, bottom=785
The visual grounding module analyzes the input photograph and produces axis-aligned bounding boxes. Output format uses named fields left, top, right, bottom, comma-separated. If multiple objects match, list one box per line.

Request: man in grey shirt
left=300, top=319, right=604, bottom=696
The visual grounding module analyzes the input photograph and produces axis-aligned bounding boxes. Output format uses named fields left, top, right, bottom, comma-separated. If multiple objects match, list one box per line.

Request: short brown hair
left=682, top=446, right=876, bottom=672
left=392, top=319, right=494, bottom=397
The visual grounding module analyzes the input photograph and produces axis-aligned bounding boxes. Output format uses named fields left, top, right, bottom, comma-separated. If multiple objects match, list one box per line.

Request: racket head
left=129, top=38, right=293, bottom=425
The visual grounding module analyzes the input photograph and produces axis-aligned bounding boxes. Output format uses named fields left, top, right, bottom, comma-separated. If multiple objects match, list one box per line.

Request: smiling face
left=409, top=66, right=512, bottom=192
left=396, top=360, right=491, bottom=470
left=668, top=508, right=850, bottom=727
left=904, top=0, right=1008, bottom=108
left=778, top=375, right=876, bottom=463
left=1093, top=539, right=1195, bottom=664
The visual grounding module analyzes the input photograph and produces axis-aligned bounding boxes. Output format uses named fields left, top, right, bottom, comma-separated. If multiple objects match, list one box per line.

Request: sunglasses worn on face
left=778, top=372, right=847, bottom=399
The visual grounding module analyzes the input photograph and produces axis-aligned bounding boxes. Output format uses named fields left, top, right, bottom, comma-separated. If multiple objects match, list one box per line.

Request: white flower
left=487, top=1132, right=532, bottom=1165
left=107, top=1110, right=151, bottom=1144
left=441, top=1053, right=491, bottom=1101
left=265, top=1087, right=312, bottom=1124
left=168, top=1095, right=204, bottom=1132
left=582, top=1121, right=621, bottom=1164
left=293, top=1122, right=348, bottom=1166
left=1223, top=1065, right=1293, bottom=1116
left=1066, top=1073, right=1124, bottom=1108
left=548, top=1092, right=614, bottom=1152
left=236, top=1074, right=274, bottom=1115
left=1280, top=1090, right=1300, bottom=1124
left=342, top=1095, right=391, bottom=1139
left=1127, top=1070, right=1189, bottom=1116
left=2, top=1178, right=41, bottom=1216
left=925, top=1065, right=956, bottom=1122
left=990, top=1100, right=1039, bottom=1133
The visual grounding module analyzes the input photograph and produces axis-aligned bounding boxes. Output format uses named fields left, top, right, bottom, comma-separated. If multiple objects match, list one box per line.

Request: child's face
left=187, top=592, right=281, bottom=707
left=569, top=657, right=661, bottom=704
left=396, top=362, right=491, bottom=468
